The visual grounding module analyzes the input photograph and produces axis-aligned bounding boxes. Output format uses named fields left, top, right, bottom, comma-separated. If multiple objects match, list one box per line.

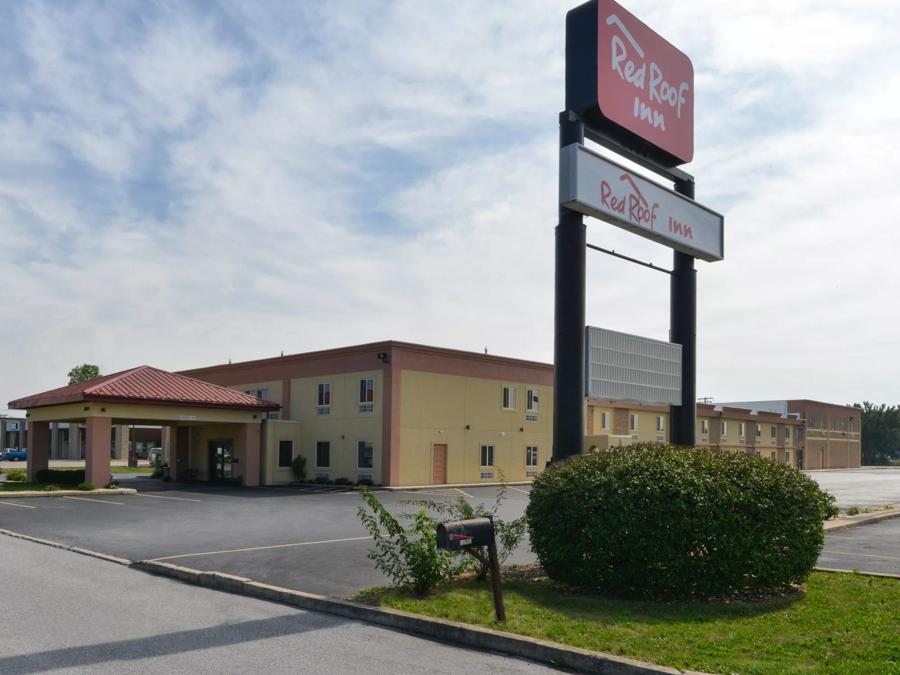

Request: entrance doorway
left=432, top=444, right=447, bottom=484
left=208, top=440, right=234, bottom=482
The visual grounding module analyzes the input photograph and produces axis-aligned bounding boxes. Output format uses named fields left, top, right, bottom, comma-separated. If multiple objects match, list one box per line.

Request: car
left=4, top=448, right=27, bottom=461
left=148, top=447, right=163, bottom=465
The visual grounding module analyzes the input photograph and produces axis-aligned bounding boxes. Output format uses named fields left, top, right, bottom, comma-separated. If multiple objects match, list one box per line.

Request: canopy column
left=241, top=422, right=261, bottom=487
left=27, top=421, right=50, bottom=482
left=85, top=417, right=112, bottom=487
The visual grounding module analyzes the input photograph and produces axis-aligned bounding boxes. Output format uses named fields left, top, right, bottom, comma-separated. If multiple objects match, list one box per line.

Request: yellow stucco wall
left=286, top=370, right=384, bottom=484
left=185, top=423, right=244, bottom=482
left=397, top=370, right=552, bottom=486
left=261, top=420, right=304, bottom=485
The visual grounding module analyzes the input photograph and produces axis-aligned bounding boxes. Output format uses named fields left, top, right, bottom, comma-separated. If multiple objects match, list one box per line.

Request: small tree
left=68, top=364, right=101, bottom=385
left=291, top=455, right=307, bottom=481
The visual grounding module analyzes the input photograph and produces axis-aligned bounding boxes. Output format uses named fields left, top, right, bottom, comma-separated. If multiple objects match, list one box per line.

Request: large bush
left=36, top=469, right=85, bottom=485
left=526, top=444, right=836, bottom=599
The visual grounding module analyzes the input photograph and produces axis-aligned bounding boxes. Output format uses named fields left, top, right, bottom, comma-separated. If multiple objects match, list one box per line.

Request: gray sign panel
left=560, top=143, right=724, bottom=262
left=585, top=326, right=682, bottom=405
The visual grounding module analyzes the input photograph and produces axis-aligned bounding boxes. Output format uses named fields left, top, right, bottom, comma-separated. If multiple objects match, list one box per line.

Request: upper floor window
left=785, top=427, right=791, bottom=440
left=359, top=379, right=375, bottom=404
left=756, top=424, right=762, bottom=438
left=526, top=389, right=539, bottom=412
left=600, top=411, right=608, bottom=429
left=771, top=425, right=777, bottom=439
left=502, top=386, right=517, bottom=411
left=701, top=419, right=709, bottom=435
left=656, top=416, right=664, bottom=432
left=721, top=421, right=727, bottom=436
left=317, top=383, right=331, bottom=407
left=849, top=418, right=856, bottom=433
left=629, top=414, right=638, bottom=432
left=739, top=422, right=745, bottom=437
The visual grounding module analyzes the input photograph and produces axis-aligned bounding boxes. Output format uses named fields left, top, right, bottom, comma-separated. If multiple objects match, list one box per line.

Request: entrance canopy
left=9, top=366, right=280, bottom=486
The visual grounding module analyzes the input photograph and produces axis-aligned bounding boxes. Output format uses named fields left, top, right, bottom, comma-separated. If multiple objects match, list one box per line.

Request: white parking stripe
left=0, top=501, right=36, bottom=509
left=149, top=535, right=373, bottom=561
left=508, top=486, right=531, bottom=494
left=134, top=493, right=201, bottom=502
left=63, top=496, right=125, bottom=506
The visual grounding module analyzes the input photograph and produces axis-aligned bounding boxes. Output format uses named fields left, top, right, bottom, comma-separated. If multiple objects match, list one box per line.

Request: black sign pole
left=552, top=110, right=586, bottom=463
left=669, top=177, right=697, bottom=447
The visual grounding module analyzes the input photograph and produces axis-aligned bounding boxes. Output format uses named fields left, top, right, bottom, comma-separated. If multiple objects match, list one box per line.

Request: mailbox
left=436, top=517, right=494, bottom=552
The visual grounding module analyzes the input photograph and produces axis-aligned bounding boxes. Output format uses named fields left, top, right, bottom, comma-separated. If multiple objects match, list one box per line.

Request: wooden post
left=486, top=526, right=506, bottom=622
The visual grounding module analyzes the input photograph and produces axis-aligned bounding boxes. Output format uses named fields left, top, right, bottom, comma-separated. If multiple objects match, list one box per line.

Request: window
left=278, top=440, right=293, bottom=468
left=600, top=411, right=608, bottom=429
left=526, top=389, right=539, bottom=412
left=739, top=422, right=745, bottom=437
left=701, top=419, right=709, bottom=435
left=849, top=418, right=855, bottom=433
left=771, top=451, right=777, bottom=461
left=245, top=388, right=268, bottom=400
left=359, top=379, right=375, bottom=404
left=785, top=427, right=791, bottom=440
left=481, top=444, right=494, bottom=467
left=756, top=424, right=762, bottom=438
left=317, top=383, right=331, bottom=407
left=357, top=441, right=374, bottom=469
left=785, top=451, right=791, bottom=465
left=656, top=416, right=664, bottom=432
left=797, top=427, right=804, bottom=440
left=771, top=425, right=777, bottom=439
left=502, top=386, right=517, bottom=410
left=721, top=421, right=727, bottom=435
left=526, top=445, right=539, bottom=467
left=316, top=441, right=330, bottom=468
left=629, top=414, right=638, bottom=431
left=755, top=451, right=762, bottom=458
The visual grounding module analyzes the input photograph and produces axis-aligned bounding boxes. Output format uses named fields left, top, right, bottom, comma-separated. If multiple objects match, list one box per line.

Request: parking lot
left=0, top=478, right=534, bottom=597
left=1, top=468, right=899, bottom=595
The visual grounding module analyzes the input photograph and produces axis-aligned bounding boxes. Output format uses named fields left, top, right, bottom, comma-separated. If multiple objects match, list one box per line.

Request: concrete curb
left=133, top=559, right=699, bottom=674
left=0, top=488, right=137, bottom=499
left=0, top=528, right=132, bottom=566
left=814, top=566, right=900, bottom=580
left=381, top=482, right=532, bottom=491
left=824, top=504, right=900, bottom=531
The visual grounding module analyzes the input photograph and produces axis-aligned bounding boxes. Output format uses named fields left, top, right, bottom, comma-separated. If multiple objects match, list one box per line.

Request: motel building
left=8, top=341, right=861, bottom=488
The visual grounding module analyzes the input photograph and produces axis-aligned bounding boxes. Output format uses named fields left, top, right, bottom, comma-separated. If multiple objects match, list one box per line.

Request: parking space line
left=63, top=496, right=126, bottom=506
left=149, top=535, right=373, bottom=562
left=0, top=501, right=36, bottom=509
left=134, top=493, right=201, bottom=502
left=823, top=549, right=900, bottom=562
left=508, top=486, right=531, bottom=494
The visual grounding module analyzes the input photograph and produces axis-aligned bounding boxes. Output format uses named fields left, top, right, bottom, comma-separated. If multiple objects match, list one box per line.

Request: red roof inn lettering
left=565, top=0, right=694, bottom=166
left=560, top=143, right=723, bottom=261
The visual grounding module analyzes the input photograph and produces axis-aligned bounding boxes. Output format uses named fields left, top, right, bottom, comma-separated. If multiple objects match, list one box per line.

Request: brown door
left=432, top=444, right=448, bottom=485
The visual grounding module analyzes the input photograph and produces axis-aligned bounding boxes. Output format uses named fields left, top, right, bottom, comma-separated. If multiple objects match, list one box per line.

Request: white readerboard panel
left=585, top=326, right=682, bottom=405
left=560, top=143, right=724, bottom=262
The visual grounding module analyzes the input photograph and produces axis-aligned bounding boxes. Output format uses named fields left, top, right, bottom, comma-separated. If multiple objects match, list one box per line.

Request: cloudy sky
left=1, top=0, right=897, bottom=412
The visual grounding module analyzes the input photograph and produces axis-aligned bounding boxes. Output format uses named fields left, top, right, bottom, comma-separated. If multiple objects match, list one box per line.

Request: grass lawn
left=0, top=482, right=67, bottom=491
left=111, top=466, right=154, bottom=474
left=358, top=570, right=900, bottom=674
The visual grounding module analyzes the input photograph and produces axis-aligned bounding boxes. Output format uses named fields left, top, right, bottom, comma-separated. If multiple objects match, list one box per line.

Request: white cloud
left=0, top=0, right=898, bottom=409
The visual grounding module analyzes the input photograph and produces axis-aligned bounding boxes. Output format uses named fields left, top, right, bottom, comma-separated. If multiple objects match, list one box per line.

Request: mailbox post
left=436, top=517, right=506, bottom=622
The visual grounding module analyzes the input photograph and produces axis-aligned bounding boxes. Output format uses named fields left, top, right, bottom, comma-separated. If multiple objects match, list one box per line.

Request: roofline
left=10, top=394, right=280, bottom=413
left=179, top=340, right=554, bottom=376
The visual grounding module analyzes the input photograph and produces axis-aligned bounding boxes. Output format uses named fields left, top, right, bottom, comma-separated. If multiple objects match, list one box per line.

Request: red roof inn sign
left=567, top=0, right=694, bottom=166
left=560, top=143, right=723, bottom=261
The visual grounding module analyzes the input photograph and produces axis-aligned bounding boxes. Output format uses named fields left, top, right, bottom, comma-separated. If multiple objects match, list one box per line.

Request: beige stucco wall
left=262, top=420, right=304, bottom=485
left=397, top=370, right=552, bottom=486
left=286, top=370, right=384, bottom=484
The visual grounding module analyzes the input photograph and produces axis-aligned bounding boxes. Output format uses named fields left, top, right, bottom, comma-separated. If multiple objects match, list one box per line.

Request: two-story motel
left=174, top=340, right=861, bottom=486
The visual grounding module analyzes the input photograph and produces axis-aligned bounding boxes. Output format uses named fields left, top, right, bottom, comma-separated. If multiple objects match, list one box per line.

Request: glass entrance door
left=208, top=440, right=234, bottom=481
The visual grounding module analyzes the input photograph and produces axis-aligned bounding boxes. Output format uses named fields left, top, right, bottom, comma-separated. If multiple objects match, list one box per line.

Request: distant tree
left=67, top=364, right=101, bottom=385
left=853, top=402, right=900, bottom=465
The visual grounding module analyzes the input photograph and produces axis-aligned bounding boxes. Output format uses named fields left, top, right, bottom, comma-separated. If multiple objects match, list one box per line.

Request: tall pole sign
left=553, top=0, right=721, bottom=461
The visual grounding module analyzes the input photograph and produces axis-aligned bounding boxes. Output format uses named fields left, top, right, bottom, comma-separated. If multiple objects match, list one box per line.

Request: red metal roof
left=8, top=366, right=281, bottom=412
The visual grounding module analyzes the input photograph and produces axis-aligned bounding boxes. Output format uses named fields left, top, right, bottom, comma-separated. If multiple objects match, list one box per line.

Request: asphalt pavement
left=0, top=534, right=554, bottom=674
left=820, top=517, right=900, bottom=574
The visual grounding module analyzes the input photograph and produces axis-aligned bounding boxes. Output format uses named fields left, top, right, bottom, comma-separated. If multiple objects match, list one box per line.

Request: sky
left=1, top=0, right=898, bottom=414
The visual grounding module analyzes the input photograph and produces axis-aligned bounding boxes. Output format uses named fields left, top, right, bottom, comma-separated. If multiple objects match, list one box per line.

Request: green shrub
left=291, top=455, right=307, bottom=482
left=357, top=487, right=465, bottom=595
left=333, top=477, right=353, bottom=486
left=151, top=464, right=166, bottom=479
left=314, top=475, right=331, bottom=485
left=77, top=482, right=96, bottom=491
left=526, top=444, right=836, bottom=600
left=37, top=469, right=85, bottom=485
left=5, top=469, right=26, bottom=482
left=846, top=506, right=860, bottom=516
